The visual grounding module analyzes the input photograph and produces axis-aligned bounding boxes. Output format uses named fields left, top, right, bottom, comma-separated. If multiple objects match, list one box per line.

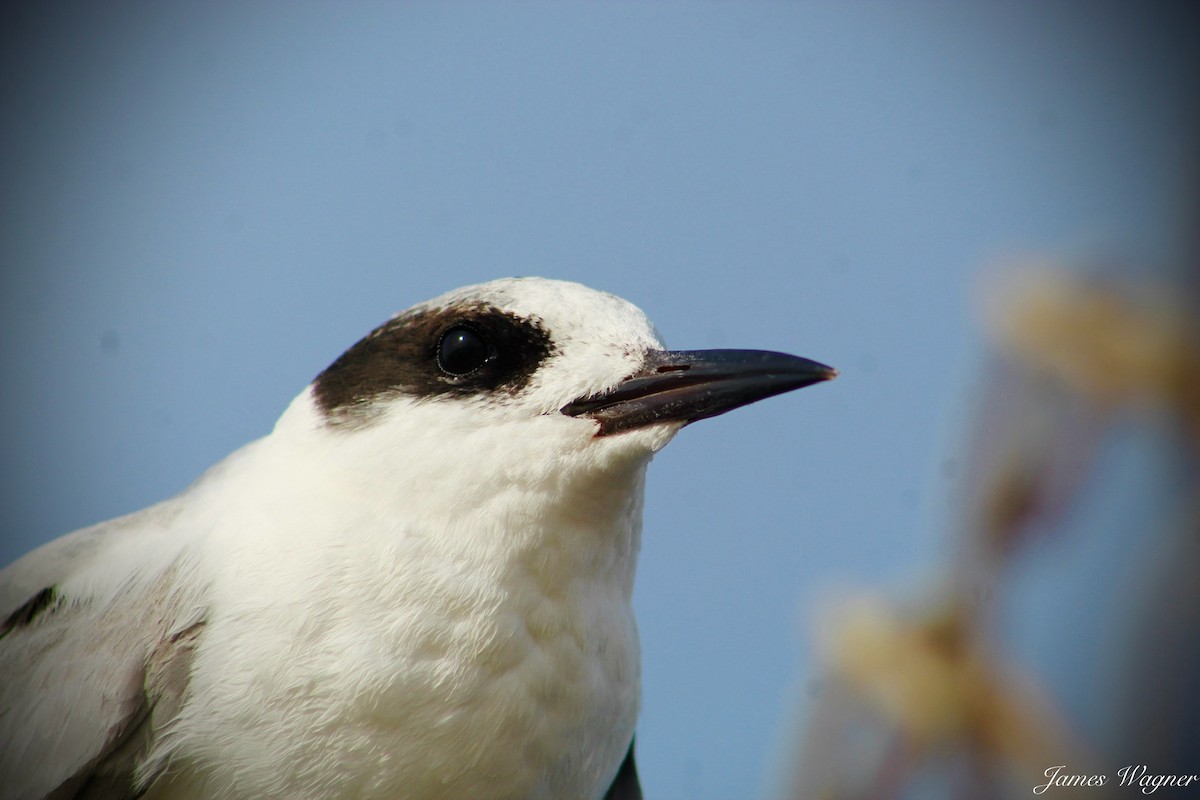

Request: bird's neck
left=262, top=391, right=653, bottom=593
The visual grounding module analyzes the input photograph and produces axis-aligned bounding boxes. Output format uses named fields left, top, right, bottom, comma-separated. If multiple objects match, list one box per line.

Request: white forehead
left=418, top=277, right=664, bottom=352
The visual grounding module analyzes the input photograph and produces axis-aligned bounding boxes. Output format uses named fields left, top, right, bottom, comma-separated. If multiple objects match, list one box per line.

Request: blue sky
left=2, top=3, right=1196, bottom=798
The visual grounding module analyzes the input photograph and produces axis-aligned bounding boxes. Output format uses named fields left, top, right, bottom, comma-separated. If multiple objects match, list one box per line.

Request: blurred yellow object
left=985, top=269, right=1200, bottom=433
left=822, top=595, right=1097, bottom=788
left=787, top=262, right=1199, bottom=800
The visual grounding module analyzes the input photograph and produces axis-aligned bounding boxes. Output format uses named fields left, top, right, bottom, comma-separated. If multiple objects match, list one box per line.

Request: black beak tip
left=806, top=362, right=839, bottom=383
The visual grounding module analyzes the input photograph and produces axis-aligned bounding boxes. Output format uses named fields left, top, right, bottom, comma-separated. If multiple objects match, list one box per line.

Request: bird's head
left=275, top=278, right=834, bottom=524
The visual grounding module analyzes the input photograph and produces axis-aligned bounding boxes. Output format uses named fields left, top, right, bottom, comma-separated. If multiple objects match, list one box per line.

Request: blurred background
left=2, top=3, right=1197, bottom=798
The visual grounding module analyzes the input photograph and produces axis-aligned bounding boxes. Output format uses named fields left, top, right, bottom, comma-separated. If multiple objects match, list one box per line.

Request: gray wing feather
left=0, top=502, right=208, bottom=800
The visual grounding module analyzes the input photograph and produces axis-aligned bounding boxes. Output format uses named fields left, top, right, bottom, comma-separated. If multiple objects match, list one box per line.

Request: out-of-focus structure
left=783, top=251, right=1200, bottom=798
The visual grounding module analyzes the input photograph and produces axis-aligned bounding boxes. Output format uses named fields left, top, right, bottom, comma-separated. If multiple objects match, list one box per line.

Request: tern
left=0, top=277, right=835, bottom=800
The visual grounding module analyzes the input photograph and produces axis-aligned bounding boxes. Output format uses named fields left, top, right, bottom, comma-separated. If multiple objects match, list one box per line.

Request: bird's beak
left=560, top=349, right=837, bottom=436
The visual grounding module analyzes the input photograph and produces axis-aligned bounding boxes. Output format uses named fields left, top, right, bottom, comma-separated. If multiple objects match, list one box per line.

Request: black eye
left=437, top=326, right=490, bottom=376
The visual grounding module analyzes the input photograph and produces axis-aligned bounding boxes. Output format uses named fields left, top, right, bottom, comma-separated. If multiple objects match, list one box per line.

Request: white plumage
left=0, top=278, right=833, bottom=800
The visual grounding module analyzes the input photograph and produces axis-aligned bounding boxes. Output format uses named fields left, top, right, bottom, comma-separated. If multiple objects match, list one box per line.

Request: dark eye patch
left=312, top=303, right=554, bottom=425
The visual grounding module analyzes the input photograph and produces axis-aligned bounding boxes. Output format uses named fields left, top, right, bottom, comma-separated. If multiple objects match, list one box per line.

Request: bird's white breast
left=141, top=398, right=650, bottom=800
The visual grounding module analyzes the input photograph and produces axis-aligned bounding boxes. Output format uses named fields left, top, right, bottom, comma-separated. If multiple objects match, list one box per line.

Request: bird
left=0, top=277, right=835, bottom=800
